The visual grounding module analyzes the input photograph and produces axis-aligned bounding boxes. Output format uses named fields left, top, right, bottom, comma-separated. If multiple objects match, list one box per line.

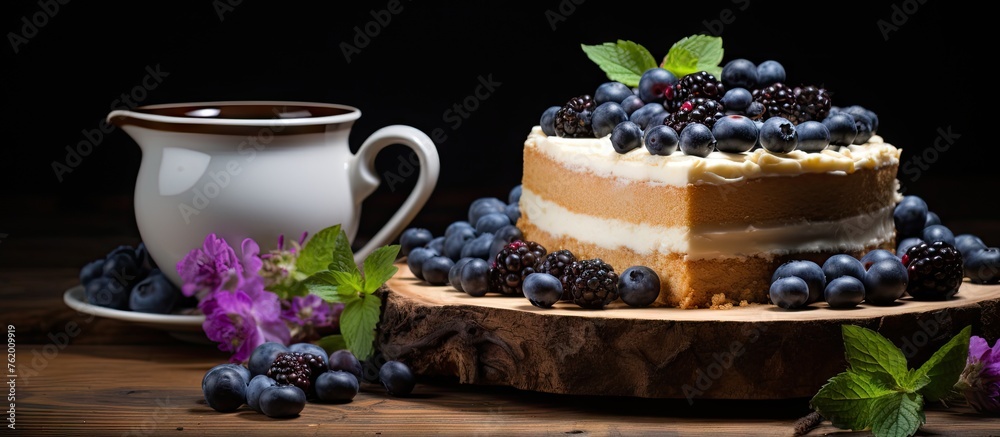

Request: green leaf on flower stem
left=811, top=370, right=898, bottom=430
left=317, top=334, right=348, bottom=354
left=363, top=245, right=400, bottom=294
left=842, top=325, right=910, bottom=389
left=340, top=293, right=381, bottom=360
left=870, top=391, right=924, bottom=437
left=328, top=229, right=360, bottom=276
left=912, top=325, right=971, bottom=401
left=296, top=224, right=341, bottom=276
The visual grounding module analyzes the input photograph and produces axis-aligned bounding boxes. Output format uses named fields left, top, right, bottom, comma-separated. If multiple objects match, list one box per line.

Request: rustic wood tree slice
left=377, top=265, right=1000, bottom=400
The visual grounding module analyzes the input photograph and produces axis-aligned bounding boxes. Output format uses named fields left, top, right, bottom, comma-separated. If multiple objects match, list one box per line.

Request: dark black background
left=1, top=0, right=995, bottom=243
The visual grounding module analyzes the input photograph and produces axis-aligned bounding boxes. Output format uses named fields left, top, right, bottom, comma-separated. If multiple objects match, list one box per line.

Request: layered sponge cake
left=518, top=126, right=901, bottom=308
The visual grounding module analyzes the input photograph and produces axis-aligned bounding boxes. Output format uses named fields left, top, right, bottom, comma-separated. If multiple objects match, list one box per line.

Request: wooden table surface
left=3, top=196, right=1000, bottom=436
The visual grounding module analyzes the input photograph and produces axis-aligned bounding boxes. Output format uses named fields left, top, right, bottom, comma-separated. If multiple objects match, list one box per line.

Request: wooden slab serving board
left=376, top=264, right=1000, bottom=400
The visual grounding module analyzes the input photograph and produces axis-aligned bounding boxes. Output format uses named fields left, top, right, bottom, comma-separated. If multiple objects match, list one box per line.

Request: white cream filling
left=521, top=188, right=895, bottom=260
left=524, top=126, right=902, bottom=187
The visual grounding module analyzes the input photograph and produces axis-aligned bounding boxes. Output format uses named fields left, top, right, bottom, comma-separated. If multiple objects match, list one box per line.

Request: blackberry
left=554, top=95, right=596, bottom=138
left=901, top=241, right=964, bottom=300
left=266, top=352, right=326, bottom=394
left=791, top=86, right=831, bottom=124
left=538, top=249, right=577, bottom=300
left=663, top=98, right=725, bottom=133
left=564, top=258, right=619, bottom=309
left=752, top=82, right=796, bottom=122
left=668, top=71, right=725, bottom=111
left=489, top=240, right=547, bottom=295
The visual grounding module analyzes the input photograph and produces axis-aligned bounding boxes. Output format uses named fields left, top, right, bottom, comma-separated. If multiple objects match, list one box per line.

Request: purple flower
left=958, top=335, right=1000, bottom=414
left=281, top=294, right=336, bottom=328
left=200, top=288, right=291, bottom=363
left=176, top=234, right=243, bottom=298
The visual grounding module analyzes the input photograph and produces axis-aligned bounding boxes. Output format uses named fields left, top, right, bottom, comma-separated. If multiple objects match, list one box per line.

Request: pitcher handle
left=349, top=125, right=440, bottom=264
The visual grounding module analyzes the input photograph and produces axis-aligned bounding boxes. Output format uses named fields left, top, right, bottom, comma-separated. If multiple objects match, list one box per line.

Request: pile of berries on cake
left=201, top=341, right=415, bottom=418
left=540, top=59, right=880, bottom=157
left=768, top=195, right=999, bottom=310
left=399, top=185, right=659, bottom=309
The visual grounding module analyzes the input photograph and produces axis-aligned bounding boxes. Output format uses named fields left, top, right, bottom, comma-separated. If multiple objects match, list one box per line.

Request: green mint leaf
left=305, top=281, right=339, bottom=302
left=912, top=325, right=972, bottom=401
left=842, top=325, right=909, bottom=388
left=340, top=293, right=381, bottom=360
left=328, top=228, right=360, bottom=276
left=580, top=40, right=657, bottom=87
left=325, top=270, right=363, bottom=294
left=870, top=391, right=924, bottom=437
left=661, top=34, right=723, bottom=78
left=811, top=370, right=897, bottom=430
left=295, top=224, right=342, bottom=276
left=316, top=334, right=347, bottom=353
left=362, top=245, right=400, bottom=294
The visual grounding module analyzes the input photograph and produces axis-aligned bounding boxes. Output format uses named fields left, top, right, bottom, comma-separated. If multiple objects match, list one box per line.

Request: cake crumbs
left=707, top=294, right=754, bottom=310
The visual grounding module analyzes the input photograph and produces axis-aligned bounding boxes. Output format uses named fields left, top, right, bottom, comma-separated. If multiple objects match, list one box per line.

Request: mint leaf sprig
left=297, top=224, right=400, bottom=360
left=810, top=325, right=972, bottom=437
left=581, top=34, right=724, bottom=87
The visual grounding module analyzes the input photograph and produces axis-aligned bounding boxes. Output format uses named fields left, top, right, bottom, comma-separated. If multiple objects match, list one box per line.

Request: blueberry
left=107, top=244, right=137, bottom=261
left=679, top=123, right=716, bottom=157
left=399, top=228, right=434, bottom=257
left=379, top=360, right=416, bottom=396
left=289, top=342, right=329, bottom=366
left=85, top=276, right=130, bottom=309
left=922, top=224, right=956, bottom=246
left=425, top=236, right=445, bottom=255
left=759, top=117, right=797, bottom=153
left=406, top=247, right=437, bottom=280
left=955, top=234, right=987, bottom=257
left=861, top=249, right=899, bottom=270
left=611, top=121, right=643, bottom=154
left=315, top=370, right=360, bottom=403
left=721, top=59, right=758, bottom=90
left=629, top=103, right=667, bottom=130
left=843, top=105, right=879, bottom=134
left=475, top=212, right=510, bottom=235
left=449, top=257, right=475, bottom=292
left=756, top=60, right=786, bottom=87
left=822, top=254, right=866, bottom=284
left=259, top=385, right=306, bottom=418
left=128, top=272, right=179, bottom=314
left=620, top=95, right=645, bottom=116
left=202, top=363, right=251, bottom=392
left=522, top=273, right=563, bottom=308
left=460, top=258, right=491, bottom=297
left=771, top=260, right=826, bottom=304
left=591, top=102, right=629, bottom=138
left=540, top=106, right=560, bottom=136
left=445, top=221, right=474, bottom=239
left=966, top=248, right=1000, bottom=284
left=643, top=124, right=679, bottom=156
left=135, top=242, right=156, bottom=271
left=823, top=113, right=858, bottom=146
left=246, top=375, right=278, bottom=413
left=863, top=258, right=908, bottom=305
left=594, top=81, right=634, bottom=106
left=421, top=256, right=455, bottom=286
left=746, top=102, right=765, bottom=121
left=824, top=276, right=866, bottom=309
left=468, top=197, right=507, bottom=225
left=795, top=121, right=831, bottom=152
left=719, top=87, right=753, bottom=113
left=202, top=366, right=248, bottom=413
left=328, top=349, right=363, bottom=380
left=712, top=115, right=758, bottom=153
left=79, top=259, right=105, bottom=285
left=637, top=68, right=678, bottom=103
left=248, top=342, right=290, bottom=376
left=490, top=225, right=524, bottom=261
left=752, top=119, right=764, bottom=149
left=504, top=203, right=520, bottom=224
left=897, top=238, right=925, bottom=257
left=617, top=266, right=661, bottom=307
left=769, top=276, right=810, bottom=309
left=849, top=111, right=874, bottom=144
left=102, top=251, right=142, bottom=289
left=924, top=211, right=941, bottom=228
left=893, top=195, right=928, bottom=238
left=443, top=225, right=476, bottom=260
left=508, top=184, right=522, bottom=204
left=460, top=233, right=494, bottom=260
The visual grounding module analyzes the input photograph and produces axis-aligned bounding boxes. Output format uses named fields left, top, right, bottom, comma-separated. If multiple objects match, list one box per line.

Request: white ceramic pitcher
left=107, top=101, right=439, bottom=286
